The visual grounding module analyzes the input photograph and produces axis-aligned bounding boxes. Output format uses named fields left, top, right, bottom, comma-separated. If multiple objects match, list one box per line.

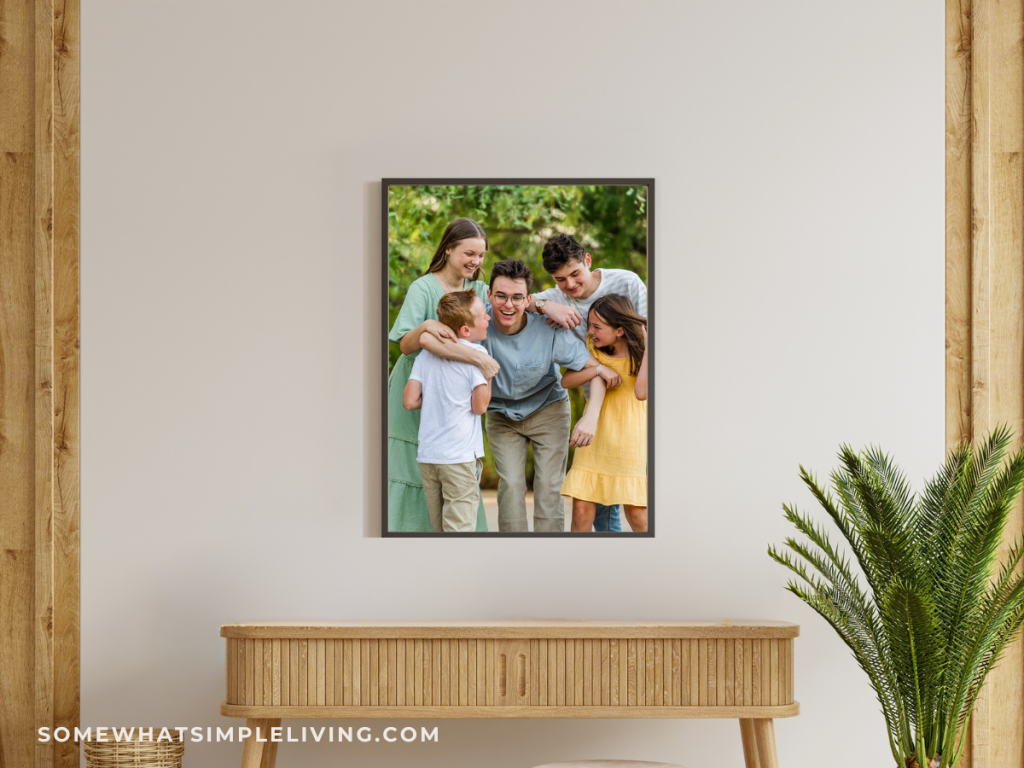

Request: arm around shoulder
left=559, top=355, right=600, bottom=390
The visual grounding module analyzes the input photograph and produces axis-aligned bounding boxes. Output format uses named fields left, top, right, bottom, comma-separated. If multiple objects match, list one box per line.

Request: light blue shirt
left=480, top=307, right=592, bottom=421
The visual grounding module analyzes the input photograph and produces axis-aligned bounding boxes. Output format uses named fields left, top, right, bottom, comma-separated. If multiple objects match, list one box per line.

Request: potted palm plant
left=769, top=426, right=1024, bottom=768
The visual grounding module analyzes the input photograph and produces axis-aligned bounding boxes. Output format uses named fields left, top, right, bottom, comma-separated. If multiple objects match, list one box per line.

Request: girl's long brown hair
left=589, top=294, right=647, bottom=376
left=426, top=218, right=488, bottom=281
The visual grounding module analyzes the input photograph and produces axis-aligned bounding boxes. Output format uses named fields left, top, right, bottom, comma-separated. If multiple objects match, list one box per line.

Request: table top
left=220, top=620, right=799, bottom=639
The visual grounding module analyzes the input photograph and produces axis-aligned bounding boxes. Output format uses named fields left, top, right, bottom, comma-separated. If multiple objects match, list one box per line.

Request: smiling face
left=488, top=275, right=530, bottom=331
left=550, top=253, right=594, bottom=299
left=588, top=309, right=624, bottom=349
left=444, top=237, right=487, bottom=282
left=463, top=297, right=489, bottom=342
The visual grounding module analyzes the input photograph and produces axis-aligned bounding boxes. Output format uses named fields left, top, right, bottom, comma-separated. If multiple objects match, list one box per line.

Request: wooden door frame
left=0, top=0, right=80, bottom=767
left=1, top=2, right=1015, bottom=767
left=947, top=2, right=1024, bottom=767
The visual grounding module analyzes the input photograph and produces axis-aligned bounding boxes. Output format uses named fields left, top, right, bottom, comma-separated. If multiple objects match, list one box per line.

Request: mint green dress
left=388, top=274, right=490, bottom=532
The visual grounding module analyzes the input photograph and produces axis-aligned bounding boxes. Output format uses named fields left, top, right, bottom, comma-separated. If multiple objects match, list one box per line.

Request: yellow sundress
left=560, top=339, right=647, bottom=506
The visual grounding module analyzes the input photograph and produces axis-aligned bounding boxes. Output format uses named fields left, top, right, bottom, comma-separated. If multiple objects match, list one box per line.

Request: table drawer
left=225, top=636, right=794, bottom=710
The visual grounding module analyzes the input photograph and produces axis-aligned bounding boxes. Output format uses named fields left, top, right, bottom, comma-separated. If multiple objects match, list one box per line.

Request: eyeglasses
left=492, top=292, right=527, bottom=307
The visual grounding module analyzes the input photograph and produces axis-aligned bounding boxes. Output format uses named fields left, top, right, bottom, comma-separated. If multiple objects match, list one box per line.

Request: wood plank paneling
left=653, top=639, right=663, bottom=706
left=566, top=640, right=577, bottom=705
left=549, top=639, right=558, bottom=705
left=223, top=622, right=801, bottom=640
left=947, top=1, right=1024, bottom=765
left=583, top=639, right=593, bottom=706
left=272, top=639, right=281, bottom=706
left=606, top=638, right=614, bottom=708
left=308, top=640, right=318, bottom=706
left=538, top=639, right=547, bottom=706
left=458, top=639, right=468, bottom=706
left=708, top=639, right=717, bottom=706
left=0, top=0, right=81, bottom=766
left=600, top=639, right=610, bottom=706
left=574, top=639, right=584, bottom=705
left=383, top=639, right=393, bottom=707
left=413, top=639, right=422, bottom=706
left=698, top=639, right=708, bottom=706
left=762, top=639, right=771, bottom=708
left=370, top=638, right=380, bottom=706
left=476, top=639, right=485, bottom=705
left=420, top=639, right=430, bottom=706
left=434, top=640, right=443, bottom=706
left=226, top=630, right=797, bottom=721
left=264, top=640, right=273, bottom=706
left=679, top=640, right=690, bottom=706
left=326, top=640, right=335, bottom=707
left=355, top=640, right=365, bottom=705
left=362, top=639, right=371, bottom=705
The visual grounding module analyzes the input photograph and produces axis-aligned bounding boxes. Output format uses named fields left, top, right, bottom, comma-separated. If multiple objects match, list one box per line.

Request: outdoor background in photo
left=387, top=184, right=649, bottom=489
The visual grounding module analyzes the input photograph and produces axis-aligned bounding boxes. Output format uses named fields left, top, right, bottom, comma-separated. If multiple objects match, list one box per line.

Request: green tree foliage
left=387, top=184, right=648, bottom=488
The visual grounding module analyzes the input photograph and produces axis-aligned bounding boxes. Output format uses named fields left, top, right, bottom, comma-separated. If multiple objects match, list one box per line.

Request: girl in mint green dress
left=388, top=218, right=498, bottom=532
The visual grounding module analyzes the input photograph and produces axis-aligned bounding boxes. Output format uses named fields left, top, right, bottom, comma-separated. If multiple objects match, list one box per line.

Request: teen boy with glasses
left=433, top=259, right=617, bottom=532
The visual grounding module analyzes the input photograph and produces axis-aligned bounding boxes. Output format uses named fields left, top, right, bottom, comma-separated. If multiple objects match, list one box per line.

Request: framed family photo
left=382, top=179, right=654, bottom=537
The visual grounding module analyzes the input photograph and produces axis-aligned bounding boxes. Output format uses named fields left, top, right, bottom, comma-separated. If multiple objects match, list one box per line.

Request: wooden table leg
left=240, top=718, right=269, bottom=768
left=753, top=718, right=779, bottom=768
left=260, top=719, right=281, bottom=768
left=740, top=719, right=761, bottom=768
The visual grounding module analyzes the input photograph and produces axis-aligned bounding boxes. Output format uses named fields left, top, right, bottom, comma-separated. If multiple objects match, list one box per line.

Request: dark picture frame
left=382, top=178, right=654, bottom=537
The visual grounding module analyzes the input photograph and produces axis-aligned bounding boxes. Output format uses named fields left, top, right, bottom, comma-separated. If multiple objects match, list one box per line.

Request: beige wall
left=81, top=2, right=943, bottom=765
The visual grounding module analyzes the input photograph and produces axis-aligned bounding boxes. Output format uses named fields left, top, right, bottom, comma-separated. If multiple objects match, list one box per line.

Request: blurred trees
left=387, top=184, right=648, bottom=488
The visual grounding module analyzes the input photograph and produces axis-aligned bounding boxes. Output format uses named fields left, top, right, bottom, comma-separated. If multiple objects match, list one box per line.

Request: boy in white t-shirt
left=402, top=290, right=493, bottom=532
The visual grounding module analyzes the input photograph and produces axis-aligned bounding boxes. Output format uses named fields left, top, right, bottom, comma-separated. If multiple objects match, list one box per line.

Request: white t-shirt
left=409, top=341, right=488, bottom=465
left=535, top=267, right=648, bottom=344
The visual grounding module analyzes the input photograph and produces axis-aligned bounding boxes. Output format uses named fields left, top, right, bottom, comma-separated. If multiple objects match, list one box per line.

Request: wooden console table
left=221, top=620, right=798, bottom=768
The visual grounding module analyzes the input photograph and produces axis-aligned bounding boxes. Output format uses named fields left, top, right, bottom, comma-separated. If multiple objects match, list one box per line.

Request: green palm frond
left=770, top=429, right=1024, bottom=768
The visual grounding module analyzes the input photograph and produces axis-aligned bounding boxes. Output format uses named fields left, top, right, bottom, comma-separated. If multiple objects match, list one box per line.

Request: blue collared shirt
left=479, top=307, right=592, bottom=421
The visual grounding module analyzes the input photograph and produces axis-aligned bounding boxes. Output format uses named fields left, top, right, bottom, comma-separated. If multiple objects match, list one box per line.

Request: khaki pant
left=419, top=460, right=482, bottom=533
left=486, top=397, right=571, bottom=532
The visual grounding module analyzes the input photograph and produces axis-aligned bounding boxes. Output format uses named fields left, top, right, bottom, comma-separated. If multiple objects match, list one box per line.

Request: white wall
left=82, top=1, right=944, bottom=766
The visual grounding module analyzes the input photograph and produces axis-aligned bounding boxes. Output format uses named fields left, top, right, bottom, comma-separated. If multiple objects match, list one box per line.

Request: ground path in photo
left=480, top=490, right=569, bottom=533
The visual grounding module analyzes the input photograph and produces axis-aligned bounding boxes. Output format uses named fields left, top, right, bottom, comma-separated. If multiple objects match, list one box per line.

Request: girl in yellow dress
left=561, top=294, right=649, bottom=532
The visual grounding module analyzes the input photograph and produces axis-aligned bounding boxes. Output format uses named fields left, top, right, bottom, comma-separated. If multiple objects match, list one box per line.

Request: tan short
left=419, top=460, right=482, bottom=533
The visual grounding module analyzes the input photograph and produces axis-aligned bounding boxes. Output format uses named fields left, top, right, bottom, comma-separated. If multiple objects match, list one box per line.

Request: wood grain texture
left=222, top=703, right=800, bottom=719
left=370, top=638, right=379, bottom=707
left=228, top=639, right=238, bottom=705
left=740, top=719, right=761, bottom=768
left=239, top=718, right=266, bottom=768
left=2, top=0, right=79, bottom=765
left=753, top=719, right=779, bottom=768
left=280, top=641, right=290, bottom=707
left=51, top=0, right=79, bottom=759
left=224, top=626, right=796, bottom=722
left=288, top=640, right=298, bottom=706
left=947, top=0, right=973, bottom=449
left=221, top=621, right=800, bottom=639
left=265, top=640, right=274, bottom=706
left=947, top=1, right=1024, bottom=766
left=259, top=718, right=280, bottom=768
left=988, top=11, right=1024, bottom=768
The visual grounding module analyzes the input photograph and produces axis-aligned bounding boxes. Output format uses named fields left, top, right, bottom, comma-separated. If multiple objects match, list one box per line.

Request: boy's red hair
left=437, top=290, right=478, bottom=335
